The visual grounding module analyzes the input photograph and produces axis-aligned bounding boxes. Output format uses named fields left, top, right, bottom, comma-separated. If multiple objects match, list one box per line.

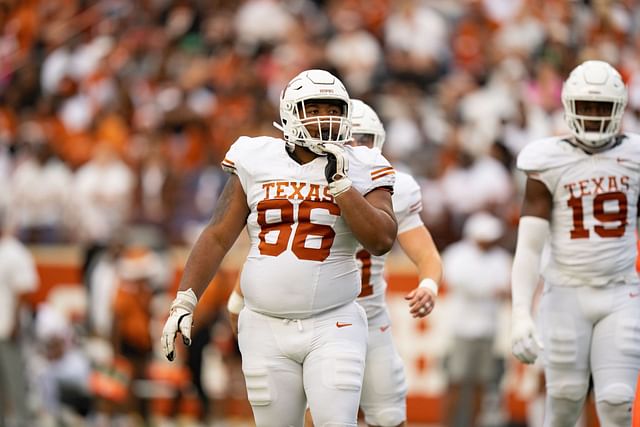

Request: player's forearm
left=511, top=216, right=549, bottom=313
left=335, top=189, right=396, bottom=255
left=415, top=252, right=442, bottom=285
left=398, top=226, right=442, bottom=285
left=177, top=175, right=248, bottom=299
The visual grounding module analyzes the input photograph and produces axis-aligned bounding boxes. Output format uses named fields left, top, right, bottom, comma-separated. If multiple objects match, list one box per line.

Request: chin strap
left=273, top=121, right=284, bottom=133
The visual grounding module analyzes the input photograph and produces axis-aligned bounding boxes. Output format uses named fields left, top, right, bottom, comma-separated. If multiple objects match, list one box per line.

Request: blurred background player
left=441, top=212, right=511, bottom=427
left=162, top=69, right=397, bottom=427
left=511, top=60, right=640, bottom=426
left=348, top=98, right=442, bottom=427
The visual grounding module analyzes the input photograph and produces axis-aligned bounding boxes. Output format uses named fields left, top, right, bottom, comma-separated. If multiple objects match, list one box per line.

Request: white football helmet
left=350, top=99, right=386, bottom=150
left=561, top=60, right=627, bottom=151
left=275, top=69, right=351, bottom=155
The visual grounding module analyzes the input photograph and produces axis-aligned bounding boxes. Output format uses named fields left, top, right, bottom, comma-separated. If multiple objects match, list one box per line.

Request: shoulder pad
left=603, top=133, right=640, bottom=166
left=517, top=136, right=583, bottom=172
left=222, top=136, right=282, bottom=174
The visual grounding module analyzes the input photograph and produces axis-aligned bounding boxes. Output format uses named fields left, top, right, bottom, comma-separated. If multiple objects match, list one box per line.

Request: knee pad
left=598, top=383, right=634, bottom=405
left=596, top=384, right=633, bottom=425
left=547, top=382, right=588, bottom=402
left=243, top=367, right=272, bottom=406
left=368, top=408, right=406, bottom=427
left=546, top=382, right=588, bottom=423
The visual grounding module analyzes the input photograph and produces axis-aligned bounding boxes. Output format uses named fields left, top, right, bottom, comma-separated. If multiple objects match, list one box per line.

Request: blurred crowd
left=3, top=0, right=640, bottom=246
left=2, top=0, right=640, bottom=425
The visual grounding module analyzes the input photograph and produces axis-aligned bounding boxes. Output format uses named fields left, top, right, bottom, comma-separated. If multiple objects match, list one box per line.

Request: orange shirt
left=112, top=280, right=152, bottom=352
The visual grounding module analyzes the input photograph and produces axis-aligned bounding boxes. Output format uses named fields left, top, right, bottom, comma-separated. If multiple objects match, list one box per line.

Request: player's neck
left=289, top=145, right=318, bottom=165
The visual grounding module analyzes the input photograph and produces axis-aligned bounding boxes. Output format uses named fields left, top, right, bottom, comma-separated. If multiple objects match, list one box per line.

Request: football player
left=228, top=99, right=443, bottom=427
left=511, top=60, right=640, bottom=426
left=348, top=99, right=442, bottom=427
left=162, top=69, right=397, bottom=427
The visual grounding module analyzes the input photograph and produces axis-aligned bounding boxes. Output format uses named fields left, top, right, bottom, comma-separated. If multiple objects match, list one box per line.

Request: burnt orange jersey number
left=256, top=199, right=340, bottom=261
left=567, top=191, right=628, bottom=239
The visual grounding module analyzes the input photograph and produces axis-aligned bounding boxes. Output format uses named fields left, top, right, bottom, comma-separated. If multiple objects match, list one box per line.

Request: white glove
left=511, top=308, right=544, bottom=364
left=320, top=143, right=352, bottom=197
left=161, top=288, right=198, bottom=361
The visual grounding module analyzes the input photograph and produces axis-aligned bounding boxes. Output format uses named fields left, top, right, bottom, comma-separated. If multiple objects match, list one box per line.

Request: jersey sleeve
left=517, top=137, right=573, bottom=192
left=221, top=136, right=252, bottom=192
left=395, top=173, right=424, bottom=234
left=348, top=146, right=396, bottom=195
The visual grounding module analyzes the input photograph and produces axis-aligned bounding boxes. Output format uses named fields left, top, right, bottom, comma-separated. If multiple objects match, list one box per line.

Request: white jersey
left=356, top=171, right=423, bottom=319
left=222, top=136, right=395, bottom=318
left=517, top=134, right=640, bottom=287
left=0, top=236, right=38, bottom=339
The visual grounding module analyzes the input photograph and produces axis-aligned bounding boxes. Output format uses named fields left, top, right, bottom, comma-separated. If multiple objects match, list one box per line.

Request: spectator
left=72, top=141, right=134, bottom=286
left=326, top=7, right=383, bottom=95
left=442, top=212, right=511, bottom=427
left=33, top=304, right=92, bottom=424
left=0, top=207, right=39, bottom=427
left=10, top=123, right=73, bottom=243
left=110, top=246, right=161, bottom=424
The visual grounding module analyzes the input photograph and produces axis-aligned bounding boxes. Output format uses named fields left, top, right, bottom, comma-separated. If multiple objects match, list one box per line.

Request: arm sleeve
left=511, top=216, right=549, bottom=313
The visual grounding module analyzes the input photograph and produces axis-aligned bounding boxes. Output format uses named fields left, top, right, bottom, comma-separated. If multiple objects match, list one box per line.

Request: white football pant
left=238, top=301, right=368, bottom=427
left=359, top=309, right=408, bottom=427
left=538, top=282, right=640, bottom=427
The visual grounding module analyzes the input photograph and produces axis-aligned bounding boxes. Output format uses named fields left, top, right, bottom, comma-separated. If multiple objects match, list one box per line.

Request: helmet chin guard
left=561, top=60, right=627, bottom=152
left=274, top=70, right=352, bottom=155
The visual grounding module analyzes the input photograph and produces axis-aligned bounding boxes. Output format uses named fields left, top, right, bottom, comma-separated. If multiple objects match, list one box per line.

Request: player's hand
left=511, top=308, right=543, bottom=364
left=320, top=143, right=351, bottom=197
left=161, top=289, right=198, bottom=361
left=405, top=287, right=436, bottom=318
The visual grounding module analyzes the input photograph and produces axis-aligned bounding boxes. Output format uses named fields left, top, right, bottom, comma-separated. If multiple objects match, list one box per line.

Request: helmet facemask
left=563, top=98, right=625, bottom=150
left=561, top=60, right=627, bottom=152
left=287, top=99, right=351, bottom=154
left=275, top=70, right=352, bottom=155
